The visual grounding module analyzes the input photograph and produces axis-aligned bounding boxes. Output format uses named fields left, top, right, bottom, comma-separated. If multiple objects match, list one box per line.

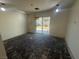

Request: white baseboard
left=0, top=35, right=7, bottom=59
left=67, top=46, right=75, bottom=59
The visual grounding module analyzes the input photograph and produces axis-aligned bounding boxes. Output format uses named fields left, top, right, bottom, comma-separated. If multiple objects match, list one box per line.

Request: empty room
left=0, top=0, right=78, bottom=59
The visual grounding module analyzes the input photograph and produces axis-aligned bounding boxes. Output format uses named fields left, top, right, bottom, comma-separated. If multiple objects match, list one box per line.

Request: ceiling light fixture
left=56, top=8, right=59, bottom=13
left=1, top=7, right=6, bottom=11
left=35, top=8, right=39, bottom=10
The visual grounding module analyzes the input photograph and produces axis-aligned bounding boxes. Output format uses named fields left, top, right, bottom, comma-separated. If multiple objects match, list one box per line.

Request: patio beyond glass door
left=36, top=17, right=50, bottom=34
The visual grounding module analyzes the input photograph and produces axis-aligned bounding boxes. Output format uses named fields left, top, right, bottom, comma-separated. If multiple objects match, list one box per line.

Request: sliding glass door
left=35, top=17, right=50, bottom=34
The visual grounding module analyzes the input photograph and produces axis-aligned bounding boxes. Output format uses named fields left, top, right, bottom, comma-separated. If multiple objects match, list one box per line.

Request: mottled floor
left=3, top=33, right=71, bottom=59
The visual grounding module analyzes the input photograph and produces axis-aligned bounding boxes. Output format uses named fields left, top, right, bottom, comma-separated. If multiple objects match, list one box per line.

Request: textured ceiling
left=0, top=0, right=61, bottom=12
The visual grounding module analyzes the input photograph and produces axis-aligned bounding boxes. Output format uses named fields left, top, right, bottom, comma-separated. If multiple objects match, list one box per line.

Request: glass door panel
left=36, top=17, right=42, bottom=33
left=42, top=17, right=50, bottom=34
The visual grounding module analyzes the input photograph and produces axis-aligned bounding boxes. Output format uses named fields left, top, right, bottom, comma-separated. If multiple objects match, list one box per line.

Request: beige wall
left=27, top=10, right=69, bottom=38
left=50, top=11, right=69, bottom=38
left=0, top=12, right=27, bottom=40
left=66, top=0, right=79, bottom=59
left=27, top=15, right=33, bottom=32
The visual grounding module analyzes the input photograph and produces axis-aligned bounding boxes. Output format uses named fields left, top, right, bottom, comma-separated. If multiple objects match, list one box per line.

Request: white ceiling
left=0, top=0, right=61, bottom=12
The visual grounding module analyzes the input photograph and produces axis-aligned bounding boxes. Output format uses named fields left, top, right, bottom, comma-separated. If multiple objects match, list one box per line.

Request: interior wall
left=27, top=9, right=69, bottom=38
left=66, top=0, right=79, bottom=59
left=50, top=11, right=69, bottom=38
left=0, top=12, right=27, bottom=40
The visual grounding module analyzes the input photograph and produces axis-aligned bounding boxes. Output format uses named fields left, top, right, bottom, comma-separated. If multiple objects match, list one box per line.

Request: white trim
left=0, top=35, right=7, bottom=59
left=67, top=45, right=75, bottom=59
